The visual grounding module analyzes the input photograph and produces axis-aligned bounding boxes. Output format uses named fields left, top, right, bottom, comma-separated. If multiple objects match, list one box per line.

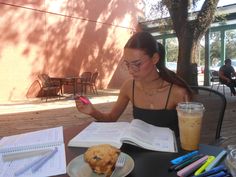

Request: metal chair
left=78, top=72, right=92, bottom=95
left=38, top=74, right=61, bottom=102
left=87, top=72, right=98, bottom=94
left=210, top=70, right=232, bottom=96
left=190, top=86, right=227, bottom=145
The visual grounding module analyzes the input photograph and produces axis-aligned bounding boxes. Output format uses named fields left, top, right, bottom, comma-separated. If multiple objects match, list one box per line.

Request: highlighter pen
left=31, top=147, right=58, bottom=173
left=75, top=95, right=90, bottom=104
left=169, top=154, right=203, bottom=171
left=171, top=150, right=199, bottom=165
left=205, top=150, right=227, bottom=171
left=177, top=155, right=208, bottom=177
left=174, top=154, right=205, bottom=171
left=14, top=149, right=54, bottom=176
left=194, top=156, right=215, bottom=176
left=2, top=149, right=52, bottom=162
left=192, top=165, right=226, bottom=177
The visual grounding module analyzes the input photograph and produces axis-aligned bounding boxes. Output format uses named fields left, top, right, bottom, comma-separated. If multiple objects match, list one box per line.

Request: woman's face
left=123, top=48, right=157, bottom=80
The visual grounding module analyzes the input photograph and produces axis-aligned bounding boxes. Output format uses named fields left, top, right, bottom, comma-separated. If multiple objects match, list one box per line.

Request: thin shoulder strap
left=165, top=83, right=173, bottom=109
left=132, top=80, right=135, bottom=106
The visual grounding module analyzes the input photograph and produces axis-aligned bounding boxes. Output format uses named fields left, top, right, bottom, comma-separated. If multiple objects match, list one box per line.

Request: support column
left=220, top=30, right=226, bottom=64
left=204, top=29, right=210, bottom=86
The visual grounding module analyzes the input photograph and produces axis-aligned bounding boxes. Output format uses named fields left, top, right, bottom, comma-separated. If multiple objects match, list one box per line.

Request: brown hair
left=124, top=31, right=191, bottom=94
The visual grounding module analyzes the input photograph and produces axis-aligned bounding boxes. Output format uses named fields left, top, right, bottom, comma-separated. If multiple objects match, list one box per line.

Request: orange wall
left=0, top=0, right=142, bottom=102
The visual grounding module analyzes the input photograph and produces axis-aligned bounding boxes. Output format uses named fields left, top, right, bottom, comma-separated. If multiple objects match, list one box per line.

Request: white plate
left=67, top=152, right=134, bottom=177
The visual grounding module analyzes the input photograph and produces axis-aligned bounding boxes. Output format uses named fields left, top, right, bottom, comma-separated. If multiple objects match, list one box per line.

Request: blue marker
left=205, top=150, right=227, bottom=171
left=192, top=165, right=226, bottom=177
left=171, top=150, right=198, bottom=165
left=207, top=171, right=226, bottom=177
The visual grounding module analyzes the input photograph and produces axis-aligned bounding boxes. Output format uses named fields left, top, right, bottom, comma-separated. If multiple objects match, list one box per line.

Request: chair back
left=80, top=72, right=92, bottom=83
left=91, top=72, right=98, bottom=84
left=210, top=70, right=220, bottom=82
left=38, top=74, right=51, bottom=87
left=190, top=86, right=227, bottom=145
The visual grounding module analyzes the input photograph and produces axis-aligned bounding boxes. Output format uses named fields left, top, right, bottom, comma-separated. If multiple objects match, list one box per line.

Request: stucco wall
left=0, top=1, right=142, bottom=102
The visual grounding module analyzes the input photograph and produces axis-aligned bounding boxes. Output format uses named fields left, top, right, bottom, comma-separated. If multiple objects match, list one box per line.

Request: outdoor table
left=57, top=122, right=225, bottom=177
left=51, top=77, right=79, bottom=96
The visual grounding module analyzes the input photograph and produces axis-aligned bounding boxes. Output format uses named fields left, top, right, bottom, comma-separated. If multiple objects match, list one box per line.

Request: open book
left=0, top=127, right=66, bottom=177
left=68, top=119, right=177, bottom=152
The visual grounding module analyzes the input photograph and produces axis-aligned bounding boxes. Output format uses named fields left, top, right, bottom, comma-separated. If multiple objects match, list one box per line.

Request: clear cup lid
left=176, top=102, right=205, bottom=112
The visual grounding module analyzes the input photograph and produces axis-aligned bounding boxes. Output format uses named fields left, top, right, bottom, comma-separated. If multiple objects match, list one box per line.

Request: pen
left=174, top=154, right=205, bottom=171
left=177, top=155, right=208, bottom=177
left=171, top=150, right=199, bottom=165
left=31, top=147, right=58, bottom=173
left=205, top=150, right=227, bottom=171
left=2, top=149, right=52, bottom=162
left=192, top=165, right=226, bottom=177
left=14, top=148, right=54, bottom=176
left=194, top=156, right=215, bottom=175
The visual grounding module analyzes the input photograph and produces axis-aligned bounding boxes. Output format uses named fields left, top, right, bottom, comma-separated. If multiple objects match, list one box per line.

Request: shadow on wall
left=0, top=0, right=141, bottom=101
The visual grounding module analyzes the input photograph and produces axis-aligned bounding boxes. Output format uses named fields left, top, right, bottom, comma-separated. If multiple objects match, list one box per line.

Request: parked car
left=166, top=62, right=204, bottom=74
left=166, top=62, right=177, bottom=72
left=197, top=66, right=204, bottom=74
left=210, top=59, right=236, bottom=71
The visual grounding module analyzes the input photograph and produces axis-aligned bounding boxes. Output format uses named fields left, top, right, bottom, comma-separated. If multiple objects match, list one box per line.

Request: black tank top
left=132, top=80, right=179, bottom=136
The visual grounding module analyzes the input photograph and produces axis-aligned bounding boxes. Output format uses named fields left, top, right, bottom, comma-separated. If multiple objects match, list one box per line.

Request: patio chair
left=78, top=72, right=92, bottom=95
left=190, top=86, right=227, bottom=146
left=38, top=74, right=61, bottom=102
left=210, top=70, right=232, bottom=96
left=87, top=72, right=98, bottom=94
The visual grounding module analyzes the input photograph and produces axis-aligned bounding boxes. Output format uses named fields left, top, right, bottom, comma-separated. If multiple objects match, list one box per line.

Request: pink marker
left=177, top=155, right=208, bottom=177
left=75, top=95, right=90, bottom=104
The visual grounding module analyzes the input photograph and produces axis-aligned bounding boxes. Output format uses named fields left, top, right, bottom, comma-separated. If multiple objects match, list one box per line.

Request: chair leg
left=223, top=85, right=225, bottom=96
left=90, top=85, right=95, bottom=94
left=209, top=84, right=214, bottom=96
left=45, top=90, right=49, bottom=102
left=94, top=85, right=98, bottom=94
left=217, top=83, right=220, bottom=91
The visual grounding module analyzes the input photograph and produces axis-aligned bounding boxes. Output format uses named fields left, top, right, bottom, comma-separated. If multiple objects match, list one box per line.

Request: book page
left=68, top=121, right=130, bottom=148
left=0, top=127, right=64, bottom=153
left=121, top=119, right=177, bottom=152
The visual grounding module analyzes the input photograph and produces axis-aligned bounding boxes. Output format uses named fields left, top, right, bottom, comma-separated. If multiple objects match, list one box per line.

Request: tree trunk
left=162, top=0, right=219, bottom=86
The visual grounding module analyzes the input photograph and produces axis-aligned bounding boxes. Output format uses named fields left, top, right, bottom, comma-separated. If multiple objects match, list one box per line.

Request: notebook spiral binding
left=0, top=141, right=63, bottom=154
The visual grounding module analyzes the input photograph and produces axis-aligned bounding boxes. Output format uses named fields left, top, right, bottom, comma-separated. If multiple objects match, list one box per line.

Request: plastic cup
left=225, top=148, right=236, bottom=176
left=176, top=102, right=205, bottom=151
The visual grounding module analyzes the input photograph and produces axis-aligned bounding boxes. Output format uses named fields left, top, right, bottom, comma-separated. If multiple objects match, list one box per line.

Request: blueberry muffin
left=84, top=144, right=120, bottom=176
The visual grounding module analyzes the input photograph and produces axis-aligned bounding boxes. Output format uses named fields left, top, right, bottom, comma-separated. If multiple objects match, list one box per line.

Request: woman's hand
left=75, top=95, right=94, bottom=115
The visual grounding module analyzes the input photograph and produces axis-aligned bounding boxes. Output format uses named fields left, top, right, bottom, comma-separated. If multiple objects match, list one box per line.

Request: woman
left=75, top=31, right=191, bottom=136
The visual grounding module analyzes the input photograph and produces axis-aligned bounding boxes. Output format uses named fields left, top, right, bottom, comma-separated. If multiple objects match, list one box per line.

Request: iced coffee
left=176, top=102, right=205, bottom=151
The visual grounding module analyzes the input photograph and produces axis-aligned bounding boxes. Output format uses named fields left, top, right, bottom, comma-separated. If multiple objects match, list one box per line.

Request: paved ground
left=0, top=87, right=235, bottom=148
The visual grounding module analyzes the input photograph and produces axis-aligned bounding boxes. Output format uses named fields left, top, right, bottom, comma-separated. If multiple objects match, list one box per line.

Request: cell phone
left=75, top=95, right=90, bottom=105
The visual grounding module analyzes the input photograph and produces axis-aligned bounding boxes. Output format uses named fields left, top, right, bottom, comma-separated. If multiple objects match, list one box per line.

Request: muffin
left=84, top=144, right=121, bottom=176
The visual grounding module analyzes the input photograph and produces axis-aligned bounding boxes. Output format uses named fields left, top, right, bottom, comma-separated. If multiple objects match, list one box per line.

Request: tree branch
left=193, top=0, right=219, bottom=39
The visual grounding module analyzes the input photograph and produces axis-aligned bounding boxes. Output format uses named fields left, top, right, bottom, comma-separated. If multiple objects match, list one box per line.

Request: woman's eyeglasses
left=123, top=59, right=149, bottom=72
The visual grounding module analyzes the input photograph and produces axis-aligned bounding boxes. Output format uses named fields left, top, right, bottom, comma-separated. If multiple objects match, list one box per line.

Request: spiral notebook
left=0, top=126, right=66, bottom=177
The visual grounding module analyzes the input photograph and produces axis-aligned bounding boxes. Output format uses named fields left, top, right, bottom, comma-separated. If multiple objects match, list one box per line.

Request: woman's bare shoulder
left=171, top=84, right=190, bottom=100
left=121, top=79, right=133, bottom=90
left=120, top=79, right=133, bottom=97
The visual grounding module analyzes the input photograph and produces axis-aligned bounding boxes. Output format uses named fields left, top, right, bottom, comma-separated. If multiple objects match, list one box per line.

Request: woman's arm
left=219, top=70, right=230, bottom=82
left=75, top=80, right=131, bottom=122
